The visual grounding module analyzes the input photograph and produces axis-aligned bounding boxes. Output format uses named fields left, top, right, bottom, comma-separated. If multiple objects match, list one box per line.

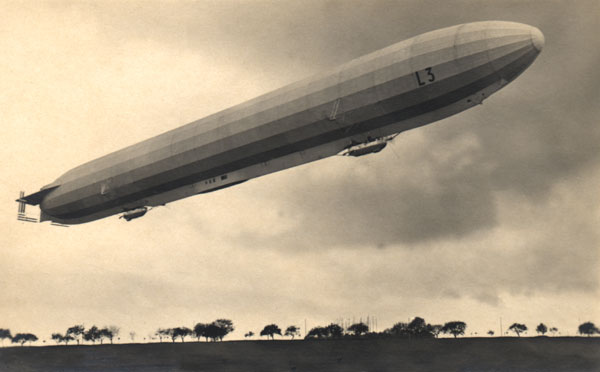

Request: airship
left=17, top=21, right=544, bottom=225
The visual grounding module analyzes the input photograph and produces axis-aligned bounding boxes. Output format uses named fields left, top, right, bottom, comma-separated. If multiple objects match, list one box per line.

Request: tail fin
left=17, top=185, right=59, bottom=206
left=17, top=191, right=38, bottom=223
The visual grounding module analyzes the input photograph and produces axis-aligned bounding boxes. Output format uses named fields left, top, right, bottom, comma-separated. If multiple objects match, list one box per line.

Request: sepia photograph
left=1, top=0, right=599, bottom=370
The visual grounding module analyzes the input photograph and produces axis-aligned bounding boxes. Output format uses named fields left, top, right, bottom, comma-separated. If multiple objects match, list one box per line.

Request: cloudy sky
left=1, top=0, right=598, bottom=342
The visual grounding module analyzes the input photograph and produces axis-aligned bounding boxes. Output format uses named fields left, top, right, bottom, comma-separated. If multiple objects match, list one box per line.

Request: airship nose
left=530, top=26, right=545, bottom=52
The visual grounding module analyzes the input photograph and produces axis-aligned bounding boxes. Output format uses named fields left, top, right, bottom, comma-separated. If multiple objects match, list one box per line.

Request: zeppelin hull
left=38, top=21, right=544, bottom=224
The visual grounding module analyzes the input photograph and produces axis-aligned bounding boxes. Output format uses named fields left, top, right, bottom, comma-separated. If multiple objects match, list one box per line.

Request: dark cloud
left=328, top=207, right=599, bottom=305
left=193, top=1, right=600, bottom=306
left=271, top=137, right=497, bottom=246
left=203, top=0, right=600, bottom=250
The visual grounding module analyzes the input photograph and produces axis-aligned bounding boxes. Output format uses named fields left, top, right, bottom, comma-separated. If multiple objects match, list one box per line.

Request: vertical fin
left=17, top=191, right=39, bottom=223
left=18, top=191, right=26, bottom=214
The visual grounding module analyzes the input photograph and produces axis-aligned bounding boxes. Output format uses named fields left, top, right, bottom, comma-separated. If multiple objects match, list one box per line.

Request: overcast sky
left=1, top=0, right=598, bottom=342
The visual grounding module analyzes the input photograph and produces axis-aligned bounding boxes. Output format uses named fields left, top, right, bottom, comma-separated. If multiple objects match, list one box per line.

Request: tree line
left=0, top=320, right=598, bottom=347
left=50, top=325, right=120, bottom=345
left=251, top=318, right=600, bottom=340
left=504, top=322, right=599, bottom=338
left=0, top=329, right=37, bottom=347
left=302, top=318, right=466, bottom=339
left=247, top=318, right=467, bottom=340
left=154, top=319, right=235, bottom=343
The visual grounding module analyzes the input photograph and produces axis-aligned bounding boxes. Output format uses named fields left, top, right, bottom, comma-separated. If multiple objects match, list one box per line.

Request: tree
left=549, top=327, right=558, bottom=336
left=98, top=327, right=118, bottom=344
left=347, top=322, right=369, bottom=337
left=172, top=327, right=192, bottom=342
left=98, top=328, right=109, bottom=344
left=441, top=321, right=467, bottom=338
left=430, top=325, right=443, bottom=338
left=407, top=317, right=428, bottom=336
left=12, top=333, right=38, bottom=346
left=164, top=329, right=176, bottom=343
left=155, top=328, right=170, bottom=343
left=487, top=330, right=495, bottom=336
left=386, top=322, right=409, bottom=336
left=84, top=326, right=101, bottom=344
left=51, top=333, right=73, bottom=345
left=193, top=323, right=208, bottom=342
left=51, top=333, right=63, bottom=345
left=66, top=325, right=85, bottom=345
left=244, top=331, right=254, bottom=338
left=536, top=323, right=548, bottom=336
left=105, top=326, right=119, bottom=344
left=129, top=331, right=136, bottom=342
left=260, top=324, right=282, bottom=340
left=508, top=323, right=527, bottom=337
left=305, top=326, right=327, bottom=339
left=213, top=319, right=234, bottom=341
left=578, top=322, right=599, bottom=337
left=203, top=324, right=221, bottom=342
left=0, top=329, right=12, bottom=347
left=325, top=323, right=344, bottom=338
left=284, top=326, right=300, bottom=339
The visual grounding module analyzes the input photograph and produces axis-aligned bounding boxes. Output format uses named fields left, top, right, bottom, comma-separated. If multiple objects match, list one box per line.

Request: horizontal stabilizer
left=17, top=214, right=38, bottom=223
left=17, top=185, right=59, bottom=206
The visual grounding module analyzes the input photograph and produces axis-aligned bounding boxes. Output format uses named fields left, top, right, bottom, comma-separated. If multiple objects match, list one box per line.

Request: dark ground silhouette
left=0, top=337, right=598, bottom=371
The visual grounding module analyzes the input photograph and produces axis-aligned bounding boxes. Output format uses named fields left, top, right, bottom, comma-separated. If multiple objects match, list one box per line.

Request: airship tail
left=16, top=186, right=60, bottom=223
